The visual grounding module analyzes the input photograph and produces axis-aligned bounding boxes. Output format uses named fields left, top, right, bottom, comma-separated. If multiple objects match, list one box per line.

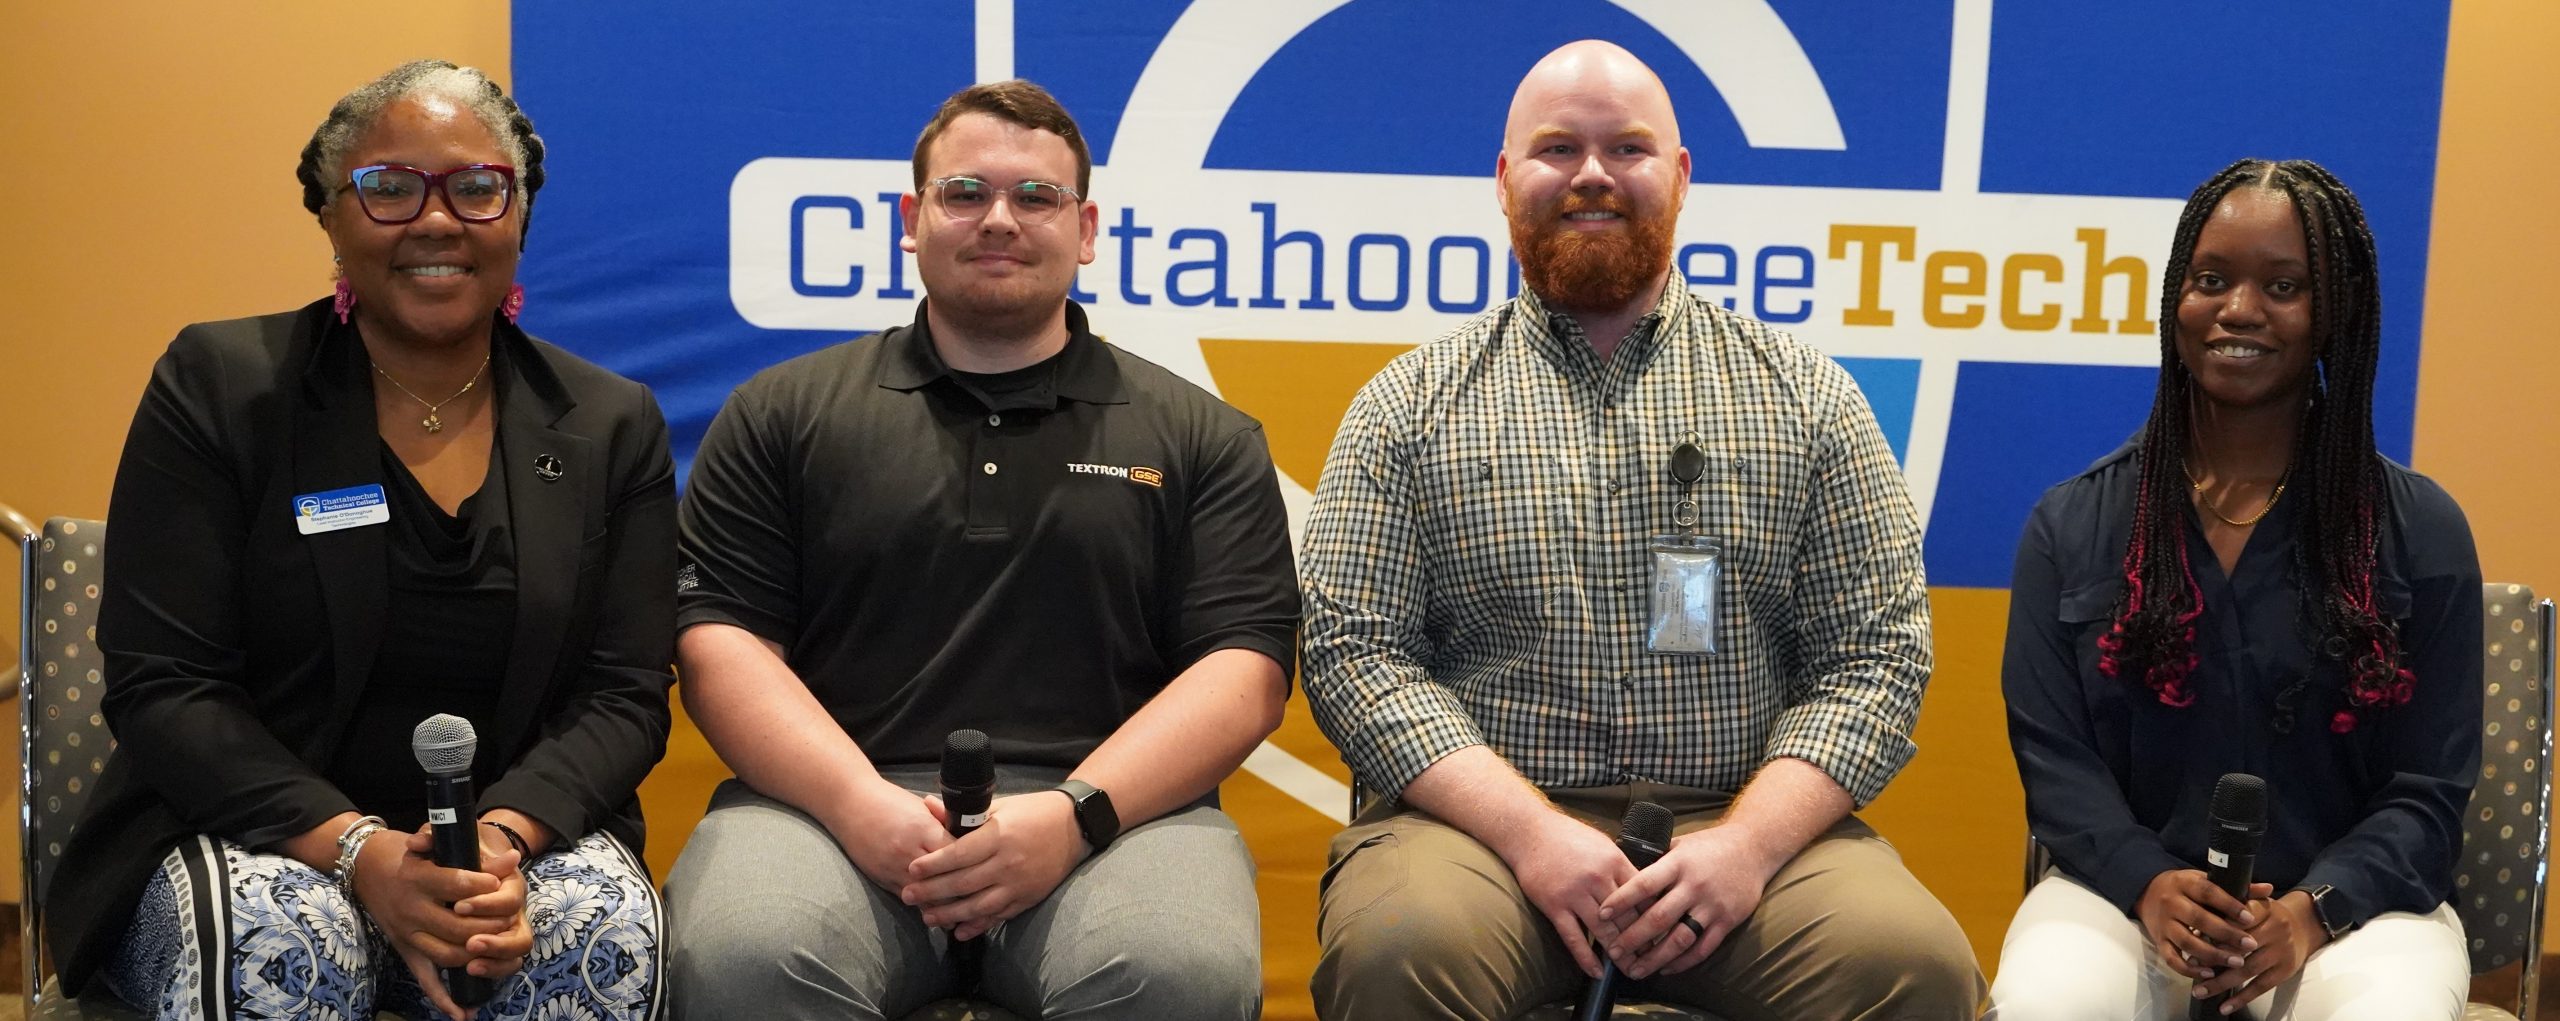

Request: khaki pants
left=1312, top=781, right=1984, bottom=1021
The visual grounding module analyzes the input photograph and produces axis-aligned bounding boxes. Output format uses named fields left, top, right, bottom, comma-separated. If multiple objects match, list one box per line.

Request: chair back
left=2456, top=583, right=2555, bottom=1017
left=20, top=517, right=111, bottom=1000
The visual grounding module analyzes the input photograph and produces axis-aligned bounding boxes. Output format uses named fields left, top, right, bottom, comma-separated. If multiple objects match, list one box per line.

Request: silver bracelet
left=333, top=815, right=387, bottom=895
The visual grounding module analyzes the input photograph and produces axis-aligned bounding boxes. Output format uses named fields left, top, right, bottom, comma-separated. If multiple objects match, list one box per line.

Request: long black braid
left=294, top=60, right=547, bottom=248
left=2095, top=158, right=2406, bottom=732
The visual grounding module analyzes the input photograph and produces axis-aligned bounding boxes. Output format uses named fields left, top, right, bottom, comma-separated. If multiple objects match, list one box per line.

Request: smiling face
left=899, top=111, right=1098, bottom=329
left=320, top=94, right=522, bottom=350
left=2176, top=186, right=2319, bottom=412
left=1497, top=41, right=1690, bottom=315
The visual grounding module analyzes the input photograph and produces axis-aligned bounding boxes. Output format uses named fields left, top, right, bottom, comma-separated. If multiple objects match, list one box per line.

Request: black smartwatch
left=2296, top=884, right=2352, bottom=941
left=1056, top=779, right=1120, bottom=854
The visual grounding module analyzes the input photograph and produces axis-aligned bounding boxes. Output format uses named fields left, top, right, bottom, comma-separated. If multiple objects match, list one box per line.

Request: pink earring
left=333, top=277, right=355, bottom=324
left=501, top=283, right=525, bottom=324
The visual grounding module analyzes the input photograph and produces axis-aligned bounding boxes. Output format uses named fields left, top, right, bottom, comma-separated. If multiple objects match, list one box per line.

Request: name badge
left=292, top=484, right=390, bottom=535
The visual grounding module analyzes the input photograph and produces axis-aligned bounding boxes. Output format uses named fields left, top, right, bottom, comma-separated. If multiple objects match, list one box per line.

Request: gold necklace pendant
left=374, top=354, right=489, bottom=434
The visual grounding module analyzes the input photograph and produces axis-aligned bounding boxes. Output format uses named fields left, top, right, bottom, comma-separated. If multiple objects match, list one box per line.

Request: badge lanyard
left=1646, top=436, right=1723, bottom=655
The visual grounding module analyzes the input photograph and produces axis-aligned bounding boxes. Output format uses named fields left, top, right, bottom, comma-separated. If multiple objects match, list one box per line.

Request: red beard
left=1509, top=191, right=1676, bottom=314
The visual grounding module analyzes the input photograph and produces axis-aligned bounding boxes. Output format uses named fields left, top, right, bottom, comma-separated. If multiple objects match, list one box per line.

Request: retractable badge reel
left=1647, top=438, right=1723, bottom=655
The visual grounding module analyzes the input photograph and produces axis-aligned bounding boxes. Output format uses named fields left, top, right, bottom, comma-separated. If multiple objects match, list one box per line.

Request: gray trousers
left=664, top=768, right=1262, bottom=1020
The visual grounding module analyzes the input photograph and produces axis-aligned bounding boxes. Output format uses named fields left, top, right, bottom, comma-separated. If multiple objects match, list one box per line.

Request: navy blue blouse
left=2004, top=438, right=2481, bottom=932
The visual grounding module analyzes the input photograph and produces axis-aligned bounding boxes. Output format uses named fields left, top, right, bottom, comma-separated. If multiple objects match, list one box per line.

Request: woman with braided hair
left=1987, top=158, right=2480, bottom=1019
left=52, top=60, right=670, bottom=1019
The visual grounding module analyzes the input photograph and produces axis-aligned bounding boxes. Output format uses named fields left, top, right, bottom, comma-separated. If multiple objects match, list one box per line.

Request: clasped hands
left=831, top=778, right=1089, bottom=942
left=1506, top=811, right=1785, bottom=983
left=2136, top=869, right=2329, bottom=1014
left=350, top=824, right=532, bottom=1020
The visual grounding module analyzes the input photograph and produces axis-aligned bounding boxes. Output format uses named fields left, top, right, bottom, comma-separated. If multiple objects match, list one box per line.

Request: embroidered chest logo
left=1065, top=462, right=1165, bottom=488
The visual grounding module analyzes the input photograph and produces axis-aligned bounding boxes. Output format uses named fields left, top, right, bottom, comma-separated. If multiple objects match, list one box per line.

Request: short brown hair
left=911, top=79, right=1092, bottom=197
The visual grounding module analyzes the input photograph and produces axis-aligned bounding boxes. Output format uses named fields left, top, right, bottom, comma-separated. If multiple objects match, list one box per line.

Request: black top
left=2003, top=437, right=2482, bottom=932
left=329, top=430, right=517, bottom=832
left=676, top=301, right=1299, bottom=769
left=57, top=299, right=677, bottom=995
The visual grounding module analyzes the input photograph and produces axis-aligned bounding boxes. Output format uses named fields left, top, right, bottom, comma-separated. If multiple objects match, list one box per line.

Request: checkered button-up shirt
left=1300, top=282, right=1931, bottom=806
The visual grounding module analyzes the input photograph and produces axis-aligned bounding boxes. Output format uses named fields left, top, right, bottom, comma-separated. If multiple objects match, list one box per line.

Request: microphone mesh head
left=2210, top=772, right=2267, bottom=825
left=411, top=714, right=478, bottom=776
left=942, top=729, right=993, bottom=787
left=1622, top=800, right=1674, bottom=846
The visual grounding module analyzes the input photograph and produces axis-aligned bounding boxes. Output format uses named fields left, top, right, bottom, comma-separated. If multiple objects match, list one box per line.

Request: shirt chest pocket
left=2060, top=580, right=2126, bottom=707
left=1415, top=451, right=1571, bottom=621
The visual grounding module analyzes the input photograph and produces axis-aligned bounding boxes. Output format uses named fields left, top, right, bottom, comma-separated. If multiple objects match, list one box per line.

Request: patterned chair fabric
left=23, top=519, right=110, bottom=906
left=2454, top=583, right=2555, bottom=1021
left=23, top=519, right=121, bottom=1019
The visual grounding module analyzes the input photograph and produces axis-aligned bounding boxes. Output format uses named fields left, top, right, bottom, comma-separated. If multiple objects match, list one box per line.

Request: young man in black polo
left=663, top=80, right=1296, bottom=1020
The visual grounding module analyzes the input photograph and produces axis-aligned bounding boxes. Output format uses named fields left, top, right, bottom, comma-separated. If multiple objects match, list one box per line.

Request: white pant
left=1984, top=872, right=2469, bottom=1021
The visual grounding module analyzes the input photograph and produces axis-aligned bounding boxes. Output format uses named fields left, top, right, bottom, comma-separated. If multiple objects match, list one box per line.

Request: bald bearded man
left=1298, top=40, right=1983, bottom=1020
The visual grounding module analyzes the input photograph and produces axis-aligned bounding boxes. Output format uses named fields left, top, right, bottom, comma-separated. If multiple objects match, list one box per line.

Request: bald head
left=1496, top=40, right=1691, bottom=319
left=1503, top=40, right=1681, bottom=154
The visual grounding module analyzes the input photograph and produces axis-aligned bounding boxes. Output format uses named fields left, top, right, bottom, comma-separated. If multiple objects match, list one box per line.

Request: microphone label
left=2207, top=848, right=2228, bottom=867
left=960, top=811, right=989, bottom=828
left=430, top=807, right=459, bottom=824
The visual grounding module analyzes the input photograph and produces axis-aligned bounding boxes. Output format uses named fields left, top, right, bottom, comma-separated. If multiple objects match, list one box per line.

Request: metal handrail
left=0, top=502, right=32, bottom=545
left=0, top=501, right=28, bottom=702
left=2520, top=597, right=2557, bottom=1021
left=19, top=527, right=39, bottom=999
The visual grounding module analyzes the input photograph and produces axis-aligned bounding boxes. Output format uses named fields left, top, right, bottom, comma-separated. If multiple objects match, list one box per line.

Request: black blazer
left=52, top=298, right=677, bottom=993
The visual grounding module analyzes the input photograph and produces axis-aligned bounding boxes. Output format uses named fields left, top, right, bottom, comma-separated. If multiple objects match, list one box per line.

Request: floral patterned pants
left=103, top=831, right=661, bottom=1021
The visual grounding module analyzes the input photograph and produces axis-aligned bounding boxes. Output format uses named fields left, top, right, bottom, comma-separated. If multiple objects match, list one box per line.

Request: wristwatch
left=1056, top=779, right=1120, bottom=854
left=2296, top=884, right=2352, bottom=941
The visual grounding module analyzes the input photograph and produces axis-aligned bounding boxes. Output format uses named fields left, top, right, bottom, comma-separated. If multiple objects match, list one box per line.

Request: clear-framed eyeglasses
left=927, top=175, right=1081, bottom=225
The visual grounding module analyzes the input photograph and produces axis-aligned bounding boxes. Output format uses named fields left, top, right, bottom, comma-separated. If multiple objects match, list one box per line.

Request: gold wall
left=2, top=5, right=2553, bottom=1017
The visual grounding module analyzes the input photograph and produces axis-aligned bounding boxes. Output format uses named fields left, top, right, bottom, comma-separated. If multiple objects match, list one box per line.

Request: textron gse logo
left=727, top=0, right=2180, bottom=537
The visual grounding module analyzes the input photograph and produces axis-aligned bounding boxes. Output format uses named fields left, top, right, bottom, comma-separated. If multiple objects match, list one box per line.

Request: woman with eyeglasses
left=52, top=60, right=671, bottom=1020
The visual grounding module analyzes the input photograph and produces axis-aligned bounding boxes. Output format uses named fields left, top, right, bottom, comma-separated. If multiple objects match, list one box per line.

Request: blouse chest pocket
left=2059, top=579, right=2125, bottom=697
left=1414, top=451, right=1570, bottom=621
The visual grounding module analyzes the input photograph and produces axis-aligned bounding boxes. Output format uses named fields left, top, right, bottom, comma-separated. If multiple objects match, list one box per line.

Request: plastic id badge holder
left=1647, top=439, right=1722, bottom=655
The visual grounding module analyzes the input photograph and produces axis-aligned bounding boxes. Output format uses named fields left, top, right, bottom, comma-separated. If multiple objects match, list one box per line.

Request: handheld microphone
left=2192, top=772, right=2267, bottom=1021
left=942, top=729, right=995, bottom=840
left=1576, top=801, right=1675, bottom=1021
left=940, top=729, right=996, bottom=989
left=412, top=713, right=494, bottom=1008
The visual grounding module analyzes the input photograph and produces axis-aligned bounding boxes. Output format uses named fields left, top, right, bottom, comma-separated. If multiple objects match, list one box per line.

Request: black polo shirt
left=676, top=302, right=1299, bottom=770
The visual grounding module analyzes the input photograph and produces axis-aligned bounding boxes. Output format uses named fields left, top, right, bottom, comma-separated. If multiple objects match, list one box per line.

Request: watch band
left=1057, top=779, right=1120, bottom=853
left=2298, top=884, right=2351, bottom=940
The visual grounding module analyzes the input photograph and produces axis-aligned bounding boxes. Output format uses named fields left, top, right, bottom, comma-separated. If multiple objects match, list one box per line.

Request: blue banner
left=517, top=0, right=2448, bottom=588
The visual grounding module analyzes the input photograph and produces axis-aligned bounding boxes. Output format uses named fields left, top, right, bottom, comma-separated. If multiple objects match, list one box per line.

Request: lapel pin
left=533, top=454, right=564, bottom=482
